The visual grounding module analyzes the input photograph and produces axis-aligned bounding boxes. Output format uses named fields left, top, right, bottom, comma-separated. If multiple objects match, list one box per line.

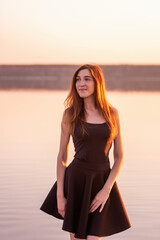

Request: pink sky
left=0, top=0, right=160, bottom=64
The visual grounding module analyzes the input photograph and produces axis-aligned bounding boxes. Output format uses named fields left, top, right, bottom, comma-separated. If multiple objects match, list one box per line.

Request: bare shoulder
left=109, top=104, right=121, bottom=136
left=112, top=106, right=118, bottom=115
left=61, top=108, right=71, bottom=134
left=57, top=108, right=71, bottom=162
left=109, top=103, right=119, bottom=119
left=61, top=108, right=71, bottom=124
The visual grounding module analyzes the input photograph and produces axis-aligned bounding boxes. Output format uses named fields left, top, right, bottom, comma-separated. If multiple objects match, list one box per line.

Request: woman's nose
left=79, top=79, right=86, bottom=85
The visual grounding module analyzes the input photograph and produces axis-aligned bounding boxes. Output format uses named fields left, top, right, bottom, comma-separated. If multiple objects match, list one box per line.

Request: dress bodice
left=72, top=119, right=112, bottom=164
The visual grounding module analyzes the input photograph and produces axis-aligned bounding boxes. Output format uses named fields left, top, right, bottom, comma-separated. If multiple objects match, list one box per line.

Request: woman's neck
left=83, top=97, right=96, bottom=112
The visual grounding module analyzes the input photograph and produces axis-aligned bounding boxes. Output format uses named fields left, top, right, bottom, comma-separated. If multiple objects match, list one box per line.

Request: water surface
left=0, top=90, right=160, bottom=240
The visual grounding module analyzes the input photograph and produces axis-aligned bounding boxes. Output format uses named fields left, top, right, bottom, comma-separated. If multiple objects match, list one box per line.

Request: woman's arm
left=103, top=108, right=124, bottom=191
left=56, top=109, right=71, bottom=198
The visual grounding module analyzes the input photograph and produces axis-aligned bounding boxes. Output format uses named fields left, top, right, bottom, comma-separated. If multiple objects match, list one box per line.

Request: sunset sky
left=0, top=0, right=160, bottom=64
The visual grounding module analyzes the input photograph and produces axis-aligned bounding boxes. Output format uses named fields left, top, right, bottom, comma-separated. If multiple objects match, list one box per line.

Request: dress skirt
left=40, top=158, right=131, bottom=239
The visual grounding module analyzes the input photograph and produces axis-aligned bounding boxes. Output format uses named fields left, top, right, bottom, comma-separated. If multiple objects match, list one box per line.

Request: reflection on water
left=0, top=90, right=160, bottom=240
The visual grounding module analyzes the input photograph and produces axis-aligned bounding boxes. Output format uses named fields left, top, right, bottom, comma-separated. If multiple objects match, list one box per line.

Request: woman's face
left=75, top=69, right=95, bottom=98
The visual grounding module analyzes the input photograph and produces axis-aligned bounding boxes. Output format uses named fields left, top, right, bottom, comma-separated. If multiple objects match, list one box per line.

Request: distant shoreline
left=0, top=64, right=160, bottom=91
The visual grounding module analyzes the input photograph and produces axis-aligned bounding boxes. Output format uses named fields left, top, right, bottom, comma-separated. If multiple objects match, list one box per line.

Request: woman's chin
left=79, top=92, right=87, bottom=97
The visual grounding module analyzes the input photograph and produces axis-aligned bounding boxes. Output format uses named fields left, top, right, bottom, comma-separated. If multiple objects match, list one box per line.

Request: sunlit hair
left=64, top=63, right=118, bottom=142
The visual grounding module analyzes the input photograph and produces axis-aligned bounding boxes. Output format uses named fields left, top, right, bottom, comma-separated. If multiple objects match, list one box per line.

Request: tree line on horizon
left=0, top=64, right=160, bottom=91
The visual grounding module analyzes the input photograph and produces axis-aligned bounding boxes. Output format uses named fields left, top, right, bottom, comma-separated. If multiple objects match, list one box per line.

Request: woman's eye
left=75, top=78, right=90, bottom=81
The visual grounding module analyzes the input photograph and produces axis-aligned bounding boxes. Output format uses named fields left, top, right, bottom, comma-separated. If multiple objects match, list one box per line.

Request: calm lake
left=0, top=90, right=160, bottom=240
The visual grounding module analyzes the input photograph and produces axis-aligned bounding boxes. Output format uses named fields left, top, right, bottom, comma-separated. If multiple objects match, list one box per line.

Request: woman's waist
left=70, top=157, right=111, bottom=171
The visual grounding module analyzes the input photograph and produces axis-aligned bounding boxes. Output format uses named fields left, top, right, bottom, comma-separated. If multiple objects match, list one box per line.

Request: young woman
left=40, top=63, right=131, bottom=240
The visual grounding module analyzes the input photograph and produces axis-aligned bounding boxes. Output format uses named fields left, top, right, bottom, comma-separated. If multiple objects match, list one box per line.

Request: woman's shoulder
left=61, top=108, right=72, bottom=132
left=108, top=102, right=119, bottom=117
left=108, top=103, right=121, bottom=138
left=62, top=108, right=71, bottom=122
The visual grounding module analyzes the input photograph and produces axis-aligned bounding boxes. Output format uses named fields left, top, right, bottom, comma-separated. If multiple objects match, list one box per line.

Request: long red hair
left=64, top=63, right=118, bottom=142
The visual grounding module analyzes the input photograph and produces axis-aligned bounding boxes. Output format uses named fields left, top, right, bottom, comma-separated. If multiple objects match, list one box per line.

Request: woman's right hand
left=57, top=195, right=67, bottom=218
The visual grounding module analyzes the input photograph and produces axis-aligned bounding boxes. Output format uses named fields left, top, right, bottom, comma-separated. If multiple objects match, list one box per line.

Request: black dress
left=40, top=119, right=131, bottom=239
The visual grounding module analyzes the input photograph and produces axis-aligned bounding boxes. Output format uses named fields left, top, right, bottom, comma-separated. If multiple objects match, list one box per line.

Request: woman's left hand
left=89, top=186, right=111, bottom=213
